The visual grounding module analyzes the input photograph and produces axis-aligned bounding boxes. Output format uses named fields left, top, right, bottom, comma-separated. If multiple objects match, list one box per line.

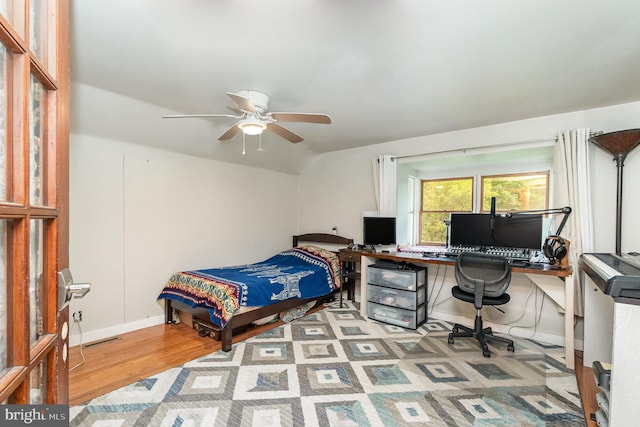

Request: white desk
left=581, top=254, right=640, bottom=426
left=359, top=252, right=575, bottom=369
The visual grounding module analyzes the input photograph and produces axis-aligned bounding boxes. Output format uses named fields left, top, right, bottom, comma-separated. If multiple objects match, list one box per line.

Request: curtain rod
left=391, top=130, right=603, bottom=161
left=391, top=136, right=558, bottom=161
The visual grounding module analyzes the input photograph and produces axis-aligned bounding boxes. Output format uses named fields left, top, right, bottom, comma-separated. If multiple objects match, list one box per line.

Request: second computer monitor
left=449, top=213, right=543, bottom=250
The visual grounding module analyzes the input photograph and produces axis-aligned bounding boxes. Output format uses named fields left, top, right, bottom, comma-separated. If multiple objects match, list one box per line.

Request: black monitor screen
left=363, top=217, right=396, bottom=246
left=450, top=213, right=543, bottom=250
left=493, top=215, right=543, bottom=249
left=449, top=214, right=492, bottom=247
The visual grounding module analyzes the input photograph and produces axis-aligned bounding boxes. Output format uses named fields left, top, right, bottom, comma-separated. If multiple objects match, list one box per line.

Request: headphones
left=543, top=235, right=567, bottom=264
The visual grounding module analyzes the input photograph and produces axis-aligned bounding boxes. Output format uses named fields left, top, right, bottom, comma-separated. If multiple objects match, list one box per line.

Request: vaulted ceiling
left=69, top=1, right=640, bottom=173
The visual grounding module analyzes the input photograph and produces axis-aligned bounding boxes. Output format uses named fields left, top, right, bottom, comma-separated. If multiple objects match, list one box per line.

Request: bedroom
left=1, top=0, right=640, bottom=423
left=70, top=100, right=640, bottom=348
left=67, top=0, right=640, bottom=350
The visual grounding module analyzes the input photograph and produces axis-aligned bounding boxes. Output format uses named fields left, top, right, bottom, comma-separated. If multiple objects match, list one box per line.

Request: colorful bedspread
left=157, top=246, right=341, bottom=328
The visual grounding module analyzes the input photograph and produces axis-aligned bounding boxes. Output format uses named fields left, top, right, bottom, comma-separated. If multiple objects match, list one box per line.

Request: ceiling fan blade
left=218, top=125, right=241, bottom=140
left=269, top=112, right=331, bottom=124
left=163, top=113, right=240, bottom=119
left=226, top=92, right=256, bottom=113
left=267, top=123, right=304, bottom=143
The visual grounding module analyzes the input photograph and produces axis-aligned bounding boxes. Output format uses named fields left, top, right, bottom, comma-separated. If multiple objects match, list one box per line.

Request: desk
left=359, top=251, right=575, bottom=369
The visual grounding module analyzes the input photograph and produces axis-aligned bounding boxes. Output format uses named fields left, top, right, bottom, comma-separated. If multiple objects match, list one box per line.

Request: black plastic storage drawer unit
left=367, top=261, right=427, bottom=329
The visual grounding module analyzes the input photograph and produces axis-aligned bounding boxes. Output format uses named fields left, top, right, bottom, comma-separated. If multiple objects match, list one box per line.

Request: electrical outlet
left=72, top=311, right=83, bottom=322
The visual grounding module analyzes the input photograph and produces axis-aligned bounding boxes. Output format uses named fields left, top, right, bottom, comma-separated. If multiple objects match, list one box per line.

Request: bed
left=158, top=233, right=353, bottom=351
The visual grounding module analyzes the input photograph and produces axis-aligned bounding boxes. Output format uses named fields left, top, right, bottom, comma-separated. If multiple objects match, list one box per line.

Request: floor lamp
left=589, top=129, right=640, bottom=255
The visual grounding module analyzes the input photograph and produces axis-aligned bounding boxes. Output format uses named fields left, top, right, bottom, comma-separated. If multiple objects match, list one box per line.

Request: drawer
left=367, top=284, right=426, bottom=310
left=368, top=265, right=426, bottom=290
left=339, top=250, right=362, bottom=262
left=367, top=301, right=426, bottom=329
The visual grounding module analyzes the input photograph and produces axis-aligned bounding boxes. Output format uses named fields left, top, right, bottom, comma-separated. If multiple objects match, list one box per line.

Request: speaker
left=543, top=235, right=567, bottom=263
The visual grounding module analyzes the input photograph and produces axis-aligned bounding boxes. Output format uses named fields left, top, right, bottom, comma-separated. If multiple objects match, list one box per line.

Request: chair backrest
left=455, top=252, right=511, bottom=297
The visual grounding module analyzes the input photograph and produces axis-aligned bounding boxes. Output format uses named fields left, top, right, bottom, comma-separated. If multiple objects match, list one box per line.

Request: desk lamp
left=589, top=129, right=640, bottom=255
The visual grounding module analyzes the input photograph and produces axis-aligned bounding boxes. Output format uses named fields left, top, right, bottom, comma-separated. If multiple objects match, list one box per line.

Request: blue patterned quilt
left=158, top=246, right=341, bottom=328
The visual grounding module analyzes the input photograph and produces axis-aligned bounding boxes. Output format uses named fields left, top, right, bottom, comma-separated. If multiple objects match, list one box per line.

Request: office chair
left=447, top=252, right=515, bottom=357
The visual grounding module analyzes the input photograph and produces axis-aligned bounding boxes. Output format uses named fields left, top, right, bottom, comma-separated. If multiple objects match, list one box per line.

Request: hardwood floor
left=574, top=351, right=599, bottom=427
left=68, top=318, right=288, bottom=406
left=69, top=312, right=600, bottom=424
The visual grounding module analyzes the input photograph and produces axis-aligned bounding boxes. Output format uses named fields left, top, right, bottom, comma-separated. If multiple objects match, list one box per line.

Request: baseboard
left=430, top=310, right=566, bottom=347
left=69, top=315, right=165, bottom=347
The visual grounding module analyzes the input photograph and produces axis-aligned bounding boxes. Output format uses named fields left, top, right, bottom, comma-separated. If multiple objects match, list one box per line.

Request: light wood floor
left=68, top=318, right=288, bottom=405
left=69, top=312, right=600, bottom=425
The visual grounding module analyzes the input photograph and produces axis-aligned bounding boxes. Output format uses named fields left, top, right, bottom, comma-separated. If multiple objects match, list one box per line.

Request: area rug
left=70, top=301, right=584, bottom=426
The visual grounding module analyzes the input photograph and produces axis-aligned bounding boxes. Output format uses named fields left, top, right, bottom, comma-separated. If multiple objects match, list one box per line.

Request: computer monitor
left=449, top=214, right=492, bottom=247
left=363, top=217, right=396, bottom=246
left=493, top=214, right=543, bottom=249
left=449, top=213, right=543, bottom=250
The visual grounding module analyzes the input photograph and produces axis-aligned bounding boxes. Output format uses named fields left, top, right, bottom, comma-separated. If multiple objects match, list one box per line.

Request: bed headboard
left=292, top=233, right=354, bottom=248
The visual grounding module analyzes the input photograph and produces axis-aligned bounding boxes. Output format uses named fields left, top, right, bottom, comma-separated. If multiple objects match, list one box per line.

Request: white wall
left=298, top=101, right=640, bottom=345
left=69, top=134, right=298, bottom=345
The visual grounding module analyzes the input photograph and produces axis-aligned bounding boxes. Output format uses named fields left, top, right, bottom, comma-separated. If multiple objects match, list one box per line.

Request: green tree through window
left=482, top=172, right=549, bottom=212
left=419, top=172, right=549, bottom=245
left=420, top=177, right=473, bottom=244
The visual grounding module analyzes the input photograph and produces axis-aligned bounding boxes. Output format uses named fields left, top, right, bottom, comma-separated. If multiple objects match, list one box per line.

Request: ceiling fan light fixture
left=237, top=119, right=266, bottom=135
left=164, top=90, right=331, bottom=143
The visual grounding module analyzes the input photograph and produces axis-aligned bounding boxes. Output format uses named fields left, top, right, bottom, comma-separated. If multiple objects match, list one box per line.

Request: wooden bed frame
left=164, top=233, right=354, bottom=352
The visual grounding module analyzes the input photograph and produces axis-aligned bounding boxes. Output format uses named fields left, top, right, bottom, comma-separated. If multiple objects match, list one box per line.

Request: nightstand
left=338, top=249, right=364, bottom=307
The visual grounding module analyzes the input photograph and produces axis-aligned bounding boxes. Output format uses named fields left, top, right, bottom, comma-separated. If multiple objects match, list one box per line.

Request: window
left=420, top=177, right=473, bottom=245
left=481, top=172, right=549, bottom=213
left=419, top=172, right=549, bottom=245
left=407, top=176, right=416, bottom=245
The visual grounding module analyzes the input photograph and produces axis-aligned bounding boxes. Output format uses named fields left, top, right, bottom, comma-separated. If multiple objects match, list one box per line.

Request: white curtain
left=372, top=155, right=397, bottom=217
left=554, top=128, right=594, bottom=317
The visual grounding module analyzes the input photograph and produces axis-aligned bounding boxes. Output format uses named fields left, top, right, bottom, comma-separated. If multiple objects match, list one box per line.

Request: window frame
left=479, top=171, right=550, bottom=214
left=419, top=176, right=474, bottom=245
left=418, top=170, right=550, bottom=245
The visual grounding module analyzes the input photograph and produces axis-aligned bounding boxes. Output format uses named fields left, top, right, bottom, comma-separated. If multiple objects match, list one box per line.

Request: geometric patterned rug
left=69, top=301, right=585, bottom=426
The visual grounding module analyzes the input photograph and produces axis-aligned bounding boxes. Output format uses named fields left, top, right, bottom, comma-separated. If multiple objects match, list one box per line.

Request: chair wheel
left=482, top=349, right=491, bottom=357
left=448, top=334, right=454, bottom=345
left=452, top=327, right=459, bottom=333
left=507, top=343, right=515, bottom=352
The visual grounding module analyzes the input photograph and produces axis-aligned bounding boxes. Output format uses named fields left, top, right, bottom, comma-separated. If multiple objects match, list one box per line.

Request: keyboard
left=580, top=253, right=640, bottom=298
left=445, top=245, right=534, bottom=262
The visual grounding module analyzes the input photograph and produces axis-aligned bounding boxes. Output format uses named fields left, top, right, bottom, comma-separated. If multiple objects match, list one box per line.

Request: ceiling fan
left=163, top=90, right=331, bottom=144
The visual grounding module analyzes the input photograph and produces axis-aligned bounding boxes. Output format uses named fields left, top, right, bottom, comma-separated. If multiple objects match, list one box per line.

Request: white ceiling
left=69, top=0, right=640, bottom=174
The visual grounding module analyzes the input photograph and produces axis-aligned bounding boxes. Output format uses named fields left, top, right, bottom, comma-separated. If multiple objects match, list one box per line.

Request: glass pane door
left=0, top=220, right=7, bottom=375
left=30, top=76, right=45, bottom=207
left=0, top=44, right=7, bottom=202
left=29, top=219, right=44, bottom=346
left=0, top=0, right=69, bottom=405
